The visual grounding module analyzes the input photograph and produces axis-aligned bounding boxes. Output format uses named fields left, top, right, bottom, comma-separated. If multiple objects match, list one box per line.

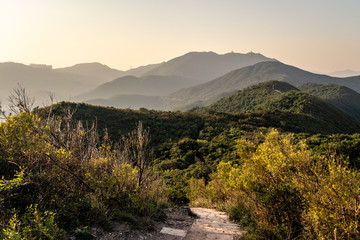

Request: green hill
left=36, top=102, right=204, bottom=146
left=37, top=96, right=360, bottom=151
left=207, top=81, right=298, bottom=113
left=298, top=83, right=360, bottom=122
left=194, top=81, right=360, bottom=134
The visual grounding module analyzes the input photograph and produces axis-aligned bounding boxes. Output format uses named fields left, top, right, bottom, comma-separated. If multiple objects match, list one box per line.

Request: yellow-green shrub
left=189, top=129, right=360, bottom=239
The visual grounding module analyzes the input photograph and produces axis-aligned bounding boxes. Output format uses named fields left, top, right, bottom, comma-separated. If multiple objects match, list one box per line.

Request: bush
left=1, top=205, right=64, bottom=240
left=0, top=106, right=166, bottom=235
left=190, top=129, right=360, bottom=239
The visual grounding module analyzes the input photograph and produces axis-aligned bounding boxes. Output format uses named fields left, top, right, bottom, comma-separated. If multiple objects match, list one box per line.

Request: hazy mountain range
left=76, top=51, right=275, bottom=101
left=1, top=51, right=360, bottom=115
left=161, top=61, right=360, bottom=110
left=141, top=51, right=276, bottom=82
left=0, top=51, right=274, bottom=106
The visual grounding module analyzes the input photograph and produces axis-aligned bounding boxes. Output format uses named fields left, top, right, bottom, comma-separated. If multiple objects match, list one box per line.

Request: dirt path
left=94, top=207, right=243, bottom=240
left=183, top=208, right=243, bottom=240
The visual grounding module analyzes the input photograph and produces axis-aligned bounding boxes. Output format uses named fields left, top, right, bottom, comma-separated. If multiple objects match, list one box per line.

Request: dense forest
left=1, top=84, right=360, bottom=239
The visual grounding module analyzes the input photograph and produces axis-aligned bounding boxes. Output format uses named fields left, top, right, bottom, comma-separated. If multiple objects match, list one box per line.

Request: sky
left=0, top=0, right=359, bottom=73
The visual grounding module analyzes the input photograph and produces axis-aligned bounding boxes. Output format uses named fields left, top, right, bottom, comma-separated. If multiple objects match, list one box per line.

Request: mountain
left=142, top=51, right=276, bottom=83
left=55, top=62, right=124, bottom=84
left=298, top=83, right=360, bottom=122
left=0, top=62, right=102, bottom=105
left=79, top=51, right=276, bottom=104
left=77, top=75, right=195, bottom=101
left=329, top=70, right=360, bottom=78
left=165, top=61, right=360, bottom=110
left=124, top=63, right=162, bottom=77
left=195, top=80, right=360, bottom=134
left=55, top=62, right=162, bottom=81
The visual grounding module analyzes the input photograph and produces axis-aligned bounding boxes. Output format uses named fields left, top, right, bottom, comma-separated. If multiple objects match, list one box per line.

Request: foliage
left=189, top=130, right=360, bottom=239
left=299, top=83, right=360, bottom=122
left=35, top=102, right=204, bottom=146
left=195, top=81, right=360, bottom=134
left=0, top=99, right=166, bottom=237
left=206, top=80, right=298, bottom=113
left=1, top=205, right=64, bottom=240
left=3, top=86, right=360, bottom=239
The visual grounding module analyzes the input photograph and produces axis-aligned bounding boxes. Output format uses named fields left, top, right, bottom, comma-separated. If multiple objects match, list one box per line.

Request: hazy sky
left=1, top=0, right=359, bottom=73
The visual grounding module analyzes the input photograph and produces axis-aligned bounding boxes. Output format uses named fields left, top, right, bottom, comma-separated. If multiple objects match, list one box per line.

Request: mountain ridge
left=164, top=61, right=360, bottom=110
left=142, top=51, right=277, bottom=83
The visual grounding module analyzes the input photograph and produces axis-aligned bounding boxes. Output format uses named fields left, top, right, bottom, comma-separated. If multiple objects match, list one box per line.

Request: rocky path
left=183, top=208, right=243, bottom=240
left=95, top=207, right=243, bottom=240
left=158, top=207, right=243, bottom=240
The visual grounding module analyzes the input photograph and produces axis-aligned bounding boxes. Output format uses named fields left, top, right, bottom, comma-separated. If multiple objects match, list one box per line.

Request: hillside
left=36, top=102, right=204, bottom=146
left=165, top=61, right=360, bottom=110
left=260, top=91, right=360, bottom=133
left=0, top=62, right=101, bottom=105
left=77, top=75, right=194, bottom=101
left=125, top=63, right=162, bottom=77
left=298, top=83, right=360, bottom=122
left=142, top=51, right=276, bottom=83
left=37, top=100, right=360, bottom=148
left=193, top=81, right=360, bottom=134
left=55, top=62, right=124, bottom=84
left=207, top=81, right=298, bottom=113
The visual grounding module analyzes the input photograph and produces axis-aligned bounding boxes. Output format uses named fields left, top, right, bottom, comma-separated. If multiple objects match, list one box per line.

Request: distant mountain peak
left=142, top=51, right=276, bottom=82
left=57, top=62, right=118, bottom=70
left=55, top=62, right=124, bottom=83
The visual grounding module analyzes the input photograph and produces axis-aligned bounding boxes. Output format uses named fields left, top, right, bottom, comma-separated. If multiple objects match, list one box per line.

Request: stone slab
left=160, top=227, right=187, bottom=237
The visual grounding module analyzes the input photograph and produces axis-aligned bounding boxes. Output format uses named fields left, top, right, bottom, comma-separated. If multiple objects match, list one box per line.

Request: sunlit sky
left=0, top=0, right=359, bottom=73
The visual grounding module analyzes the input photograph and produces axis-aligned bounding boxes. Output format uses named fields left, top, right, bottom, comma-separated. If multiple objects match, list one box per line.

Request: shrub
left=190, top=129, right=360, bottom=239
left=1, top=205, right=64, bottom=240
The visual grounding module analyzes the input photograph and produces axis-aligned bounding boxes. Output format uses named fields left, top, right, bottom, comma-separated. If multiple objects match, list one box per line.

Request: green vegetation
left=207, top=81, right=298, bottom=113
left=35, top=102, right=204, bottom=147
left=2, top=82, right=360, bottom=239
left=189, top=130, right=360, bottom=239
left=299, top=83, right=360, bottom=122
left=195, top=81, right=360, bottom=134
left=0, top=93, right=166, bottom=239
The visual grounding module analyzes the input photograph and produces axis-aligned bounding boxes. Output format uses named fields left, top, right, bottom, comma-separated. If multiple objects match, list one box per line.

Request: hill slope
left=77, top=75, right=194, bottom=101
left=165, top=61, right=360, bottom=110
left=208, top=81, right=298, bottom=113
left=0, top=62, right=101, bottom=104
left=195, top=81, right=360, bottom=134
left=298, top=83, right=360, bottom=122
left=125, top=63, right=162, bottom=77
